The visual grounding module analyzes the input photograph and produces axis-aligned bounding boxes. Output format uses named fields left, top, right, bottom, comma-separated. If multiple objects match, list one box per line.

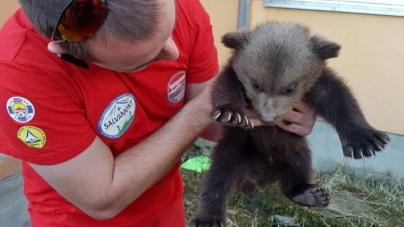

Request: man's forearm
left=100, top=98, right=212, bottom=218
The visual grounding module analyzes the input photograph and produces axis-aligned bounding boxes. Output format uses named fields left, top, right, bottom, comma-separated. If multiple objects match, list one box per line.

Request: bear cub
left=189, top=21, right=390, bottom=227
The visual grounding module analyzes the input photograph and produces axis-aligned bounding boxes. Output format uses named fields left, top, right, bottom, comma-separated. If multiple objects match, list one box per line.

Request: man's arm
left=185, top=79, right=221, bottom=142
left=29, top=80, right=214, bottom=220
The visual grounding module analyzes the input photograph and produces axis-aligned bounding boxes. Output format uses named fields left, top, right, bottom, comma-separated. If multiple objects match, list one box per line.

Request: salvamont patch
left=98, top=93, right=136, bottom=139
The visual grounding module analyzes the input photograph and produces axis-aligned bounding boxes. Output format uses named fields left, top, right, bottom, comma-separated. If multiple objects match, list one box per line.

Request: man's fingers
left=293, top=99, right=309, bottom=112
left=283, top=111, right=301, bottom=124
left=250, top=118, right=263, bottom=128
left=276, top=121, right=311, bottom=136
left=244, top=107, right=259, bottom=119
left=241, top=99, right=316, bottom=136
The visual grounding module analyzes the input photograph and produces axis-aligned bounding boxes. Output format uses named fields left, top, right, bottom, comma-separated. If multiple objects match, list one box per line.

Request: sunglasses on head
left=51, top=0, right=108, bottom=69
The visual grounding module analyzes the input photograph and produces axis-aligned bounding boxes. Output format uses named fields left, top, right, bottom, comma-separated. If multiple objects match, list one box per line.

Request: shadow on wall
left=308, top=120, right=404, bottom=182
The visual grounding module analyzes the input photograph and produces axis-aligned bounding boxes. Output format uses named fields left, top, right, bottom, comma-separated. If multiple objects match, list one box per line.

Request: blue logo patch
left=6, top=97, right=35, bottom=123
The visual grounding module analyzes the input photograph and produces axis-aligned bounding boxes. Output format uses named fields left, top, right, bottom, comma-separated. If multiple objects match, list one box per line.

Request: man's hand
left=245, top=100, right=317, bottom=136
left=276, top=100, right=317, bottom=136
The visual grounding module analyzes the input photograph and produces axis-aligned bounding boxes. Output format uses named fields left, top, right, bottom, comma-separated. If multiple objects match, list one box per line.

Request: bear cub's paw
left=237, top=179, right=258, bottom=199
left=210, top=106, right=253, bottom=129
left=188, top=214, right=226, bottom=227
left=340, top=128, right=390, bottom=159
left=291, top=187, right=330, bottom=208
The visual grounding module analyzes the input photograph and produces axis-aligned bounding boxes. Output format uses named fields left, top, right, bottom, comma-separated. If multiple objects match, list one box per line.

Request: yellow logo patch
left=17, top=126, right=46, bottom=149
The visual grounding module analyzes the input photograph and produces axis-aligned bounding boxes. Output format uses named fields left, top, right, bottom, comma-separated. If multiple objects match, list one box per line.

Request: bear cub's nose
left=259, top=114, right=276, bottom=125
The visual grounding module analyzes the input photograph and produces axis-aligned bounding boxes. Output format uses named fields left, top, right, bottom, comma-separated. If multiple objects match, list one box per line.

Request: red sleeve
left=0, top=62, right=96, bottom=165
left=186, top=0, right=219, bottom=83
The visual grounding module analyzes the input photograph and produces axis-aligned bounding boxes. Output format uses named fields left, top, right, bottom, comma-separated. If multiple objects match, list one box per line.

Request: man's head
left=19, top=0, right=179, bottom=72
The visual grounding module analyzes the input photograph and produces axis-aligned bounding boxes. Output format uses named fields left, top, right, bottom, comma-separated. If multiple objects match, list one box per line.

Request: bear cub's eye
left=285, top=88, right=294, bottom=94
left=252, top=80, right=260, bottom=90
left=284, top=86, right=296, bottom=95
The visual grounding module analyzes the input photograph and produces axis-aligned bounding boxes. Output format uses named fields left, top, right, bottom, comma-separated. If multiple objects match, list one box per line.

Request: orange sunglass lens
left=58, top=0, right=107, bottom=42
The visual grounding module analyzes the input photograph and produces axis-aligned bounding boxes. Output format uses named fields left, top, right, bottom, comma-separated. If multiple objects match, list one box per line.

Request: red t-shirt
left=0, top=0, right=218, bottom=226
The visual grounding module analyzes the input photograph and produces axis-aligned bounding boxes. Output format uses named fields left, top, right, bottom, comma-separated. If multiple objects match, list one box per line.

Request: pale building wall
left=0, top=0, right=19, bottom=25
left=250, top=0, right=404, bottom=135
left=200, top=0, right=239, bottom=67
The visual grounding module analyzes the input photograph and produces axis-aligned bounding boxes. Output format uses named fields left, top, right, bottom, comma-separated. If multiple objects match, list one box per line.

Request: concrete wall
left=0, top=172, right=30, bottom=227
left=307, top=121, right=404, bottom=181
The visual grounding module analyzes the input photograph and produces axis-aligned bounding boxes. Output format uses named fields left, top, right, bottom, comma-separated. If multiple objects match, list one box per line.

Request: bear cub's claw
left=291, top=187, right=330, bottom=208
left=210, top=107, right=253, bottom=129
left=188, top=215, right=226, bottom=227
left=340, top=128, right=390, bottom=159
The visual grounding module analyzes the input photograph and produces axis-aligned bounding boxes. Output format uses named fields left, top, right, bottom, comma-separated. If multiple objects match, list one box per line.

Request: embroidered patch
left=167, top=71, right=186, bottom=104
left=17, top=126, right=46, bottom=149
left=98, top=93, right=136, bottom=139
left=7, top=97, right=35, bottom=123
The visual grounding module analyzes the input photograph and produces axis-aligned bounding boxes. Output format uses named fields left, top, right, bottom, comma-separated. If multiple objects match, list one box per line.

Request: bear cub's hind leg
left=189, top=129, right=248, bottom=227
left=277, top=145, right=330, bottom=208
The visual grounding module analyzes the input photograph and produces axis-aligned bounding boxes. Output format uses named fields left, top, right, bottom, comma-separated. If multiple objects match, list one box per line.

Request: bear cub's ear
left=221, top=29, right=251, bottom=50
left=311, top=35, right=341, bottom=60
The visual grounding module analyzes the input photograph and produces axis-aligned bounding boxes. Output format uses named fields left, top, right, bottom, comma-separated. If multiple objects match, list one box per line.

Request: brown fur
left=188, top=22, right=390, bottom=227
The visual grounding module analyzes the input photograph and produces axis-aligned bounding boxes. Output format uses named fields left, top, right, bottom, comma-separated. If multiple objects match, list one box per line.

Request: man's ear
left=311, top=35, right=341, bottom=59
left=221, top=29, right=251, bottom=50
left=47, top=41, right=67, bottom=54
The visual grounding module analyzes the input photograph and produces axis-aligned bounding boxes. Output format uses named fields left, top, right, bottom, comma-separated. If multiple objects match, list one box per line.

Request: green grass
left=182, top=145, right=404, bottom=227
